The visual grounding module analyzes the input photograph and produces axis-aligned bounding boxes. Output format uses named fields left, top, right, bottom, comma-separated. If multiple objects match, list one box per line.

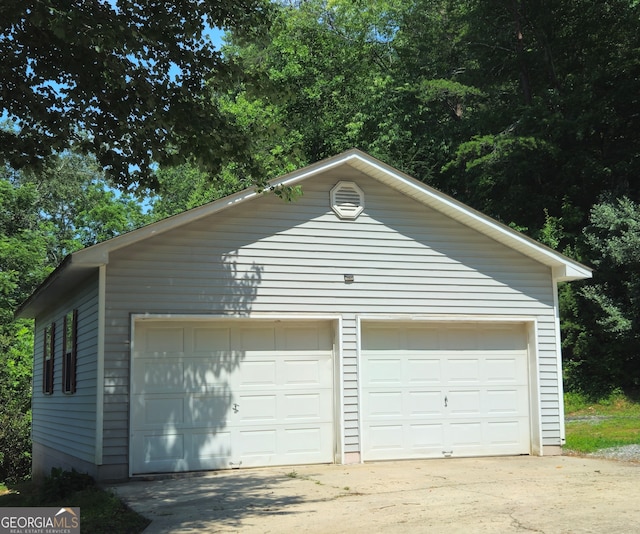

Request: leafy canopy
left=0, top=0, right=270, bottom=189
left=0, top=152, right=151, bottom=482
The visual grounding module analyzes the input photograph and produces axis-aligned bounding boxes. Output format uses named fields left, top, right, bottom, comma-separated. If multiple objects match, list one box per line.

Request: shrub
left=39, top=468, right=96, bottom=503
left=0, top=405, right=31, bottom=483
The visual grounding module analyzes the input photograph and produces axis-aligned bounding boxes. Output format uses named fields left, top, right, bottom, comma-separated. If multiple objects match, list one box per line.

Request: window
left=43, top=323, right=55, bottom=394
left=62, top=310, right=78, bottom=394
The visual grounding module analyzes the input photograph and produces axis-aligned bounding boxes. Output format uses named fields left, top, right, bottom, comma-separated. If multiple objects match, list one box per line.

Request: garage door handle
left=233, top=403, right=239, bottom=413
left=444, top=396, right=448, bottom=408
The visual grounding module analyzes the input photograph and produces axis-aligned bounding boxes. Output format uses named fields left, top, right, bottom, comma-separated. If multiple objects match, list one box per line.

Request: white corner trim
left=355, top=315, right=365, bottom=464
left=334, top=315, right=345, bottom=465
left=552, top=279, right=567, bottom=445
left=95, top=264, right=106, bottom=465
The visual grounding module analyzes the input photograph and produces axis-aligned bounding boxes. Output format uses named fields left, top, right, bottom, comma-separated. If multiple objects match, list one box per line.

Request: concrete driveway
left=110, top=456, right=640, bottom=533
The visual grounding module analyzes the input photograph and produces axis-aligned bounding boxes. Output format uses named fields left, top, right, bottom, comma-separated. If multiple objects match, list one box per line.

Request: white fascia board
left=73, top=189, right=261, bottom=265
left=345, top=151, right=593, bottom=281
left=553, top=263, right=593, bottom=282
left=71, top=148, right=592, bottom=281
left=74, top=151, right=363, bottom=266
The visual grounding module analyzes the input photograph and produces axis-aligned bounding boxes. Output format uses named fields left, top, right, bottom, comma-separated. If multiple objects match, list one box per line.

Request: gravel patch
left=587, top=444, right=640, bottom=462
left=565, top=415, right=615, bottom=424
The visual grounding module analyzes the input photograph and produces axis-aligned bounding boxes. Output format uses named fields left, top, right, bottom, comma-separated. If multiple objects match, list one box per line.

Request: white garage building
left=19, top=150, right=591, bottom=481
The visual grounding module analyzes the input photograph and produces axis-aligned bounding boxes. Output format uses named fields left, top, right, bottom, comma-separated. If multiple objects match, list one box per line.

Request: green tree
left=0, top=153, right=150, bottom=482
left=0, top=0, right=270, bottom=189
left=221, top=0, right=414, bottom=173
left=562, top=197, right=640, bottom=396
left=221, top=0, right=640, bottom=398
left=148, top=164, right=251, bottom=219
left=0, top=171, right=49, bottom=482
left=442, top=0, right=640, bottom=235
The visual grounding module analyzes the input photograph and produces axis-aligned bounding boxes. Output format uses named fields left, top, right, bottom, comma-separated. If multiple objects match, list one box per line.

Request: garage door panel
left=133, top=359, right=241, bottom=394
left=482, top=327, right=528, bottom=350
left=185, top=362, right=234, bottom=391
left=135, top=394, right=233, bottom=429
left=409, top=390, right=443, bottom=416
left=485, top=358, right=520, bottom=383
left=282, top=359, right=324, bottom=385
left=281, top=325, right=331, bottom=350
left=137, top=432, right=186, bottom=463
left=192, top=327, right=231, bottom=352
left=191, top=431, right=232, bottom=464
left=364, top=358, right=402, bottom=385
left=367, top=424, right=404, bottom=453
left=361, top=328, right=402, bottom=350
left=133, top=361, right=184, bottom=393
left=406, top=328, right=441, bottom=349
left=237, top=360, right=277, bottom=387
left=362, top=322, right=530, bottom=461
left=448, top=421, right=483, bottom=447
left=486, top=421, right=525, bottom=446
left=440, top=328, right=478, bottom=350
left=144, top=327, right=185, bottom=354
left=235, top=326, right=276, bottom=351
left=282, top=392, right=324, bottom=420
left=132, top=320, right=334, bottom=474
left=448, top=390, right=481, bottom=415
left=140, top=398, right=185, bottom=425
left=486, top=389, right=524, bottom=415
left=366, top=391, right=403, bottom=417
left=283, top=426, right=327, bottom=454
left=240, top=429, right=277, bottom=456
left=447, top=358, right=481, bottom=383
left=190, top=394, right=233, bottom=424
left=237, top=394, right=277, bottom=423
left=410, top=423, right=445, bottom=449
left=408, top=359, right=442, bottom=384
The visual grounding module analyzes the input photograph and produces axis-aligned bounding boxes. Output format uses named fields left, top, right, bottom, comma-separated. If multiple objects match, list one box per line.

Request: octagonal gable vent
left=330, top=181, right=364, bottom=220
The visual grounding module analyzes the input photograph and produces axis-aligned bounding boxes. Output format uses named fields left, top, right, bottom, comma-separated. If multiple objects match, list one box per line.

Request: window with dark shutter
left=43, top=323, right=55, bottom=394
left=62, top=310, right=78, bottom=394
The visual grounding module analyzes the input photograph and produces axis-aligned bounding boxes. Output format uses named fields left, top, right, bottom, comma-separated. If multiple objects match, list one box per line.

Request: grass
left=564, top=390, right=640, bottom=454
left=0, top=477, right=150, bottom=534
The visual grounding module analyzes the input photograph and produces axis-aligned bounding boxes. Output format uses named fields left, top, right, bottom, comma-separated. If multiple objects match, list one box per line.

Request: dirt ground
left=111, top=455, right=640, bottom=533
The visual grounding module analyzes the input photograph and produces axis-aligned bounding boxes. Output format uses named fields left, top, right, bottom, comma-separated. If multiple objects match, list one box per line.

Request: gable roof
left=17, top=149, right=592, bottom=318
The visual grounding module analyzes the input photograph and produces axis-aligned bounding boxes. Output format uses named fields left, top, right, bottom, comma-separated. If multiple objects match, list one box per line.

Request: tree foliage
left=0, top=153, right=150, bottom=482
left=223, top=0, right=640, bottom=227
left=221, top=0, right=640, bottom=395
left=562, top=197, right=640, bottom=396
left=0, top=0, right=270, bottom=189
left=441, top=0, right=640, bottom=235
left=148, top=163, right=250, bottom=219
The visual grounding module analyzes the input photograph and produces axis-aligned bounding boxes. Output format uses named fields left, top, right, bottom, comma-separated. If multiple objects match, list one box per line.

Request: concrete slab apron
left=110, top=456, right=640, bottom=533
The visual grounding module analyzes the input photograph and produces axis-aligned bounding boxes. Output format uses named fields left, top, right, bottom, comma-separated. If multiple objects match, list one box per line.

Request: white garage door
left=131, top=320, right=334, bottom=474
left=361, top=322, right=530, bottom=460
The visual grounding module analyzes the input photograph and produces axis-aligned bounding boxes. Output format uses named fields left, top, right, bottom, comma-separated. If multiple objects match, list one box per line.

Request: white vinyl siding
left=31, top=274, right=99, bottom=466
left=101, top=169, right=559, bottom=469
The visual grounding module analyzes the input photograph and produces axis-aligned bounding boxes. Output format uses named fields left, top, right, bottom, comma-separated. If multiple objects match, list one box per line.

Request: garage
left=22, top=150, right=591, bottom=481
left=131, top=319, right=336, bottom=474
left=361, top=321, right=531, bottom=460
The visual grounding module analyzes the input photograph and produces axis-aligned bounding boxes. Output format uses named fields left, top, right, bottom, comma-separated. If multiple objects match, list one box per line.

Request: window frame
left=43, top=322, right=55, bottom=394
left=62, top=309, right=78, bottom=394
